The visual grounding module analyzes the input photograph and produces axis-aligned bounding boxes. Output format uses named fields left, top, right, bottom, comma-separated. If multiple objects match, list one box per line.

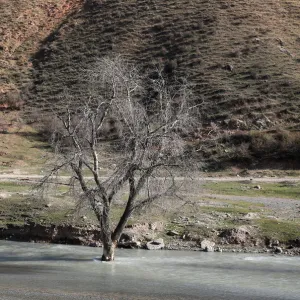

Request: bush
left=0, top=90, right=24, bottom=110
left=227, top=129, right=300, bottom=161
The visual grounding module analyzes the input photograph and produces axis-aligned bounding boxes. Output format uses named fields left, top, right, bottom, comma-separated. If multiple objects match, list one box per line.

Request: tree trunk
left=100, top=203, right=116, bottom=261
left=101, top=241, right=116, bottom=261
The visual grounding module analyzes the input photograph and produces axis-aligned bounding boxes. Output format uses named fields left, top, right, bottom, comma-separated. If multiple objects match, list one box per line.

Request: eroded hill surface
left=0, top=0, right=83, bottom=107
left=28, top=0, right=300, bottom=131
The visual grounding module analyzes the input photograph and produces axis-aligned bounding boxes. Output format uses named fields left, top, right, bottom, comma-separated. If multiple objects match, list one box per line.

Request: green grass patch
left=221, top=199, right=265, bottom=208
left=0, top=181, right=31, bottom=193
left=200, top=205, right=259, bottom=215
left=256, top=218, right=300, bottom=242
left=204, top=181, right=300, bottom=200
left=36, top=209, right=75, bottom=225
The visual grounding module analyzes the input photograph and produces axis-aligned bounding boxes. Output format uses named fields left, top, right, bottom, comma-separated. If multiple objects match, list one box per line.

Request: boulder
left=200, top=239, right=215, bottom=250
left=118, top=231, right=142, bottom=248
left=146, top=238, right=165, bottom=250
left=118, top=240, right=141, bottom=249
left=204, top=245, right=214, bottom=252
left=120, top=232, right=136, bottom=243
left=219, top=226, right=256, bottom=245
left=274, top=247, right=283, bottom=254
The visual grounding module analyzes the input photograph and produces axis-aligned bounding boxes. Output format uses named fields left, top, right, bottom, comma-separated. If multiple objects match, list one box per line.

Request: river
left=0, top=241, right=299, bottom=300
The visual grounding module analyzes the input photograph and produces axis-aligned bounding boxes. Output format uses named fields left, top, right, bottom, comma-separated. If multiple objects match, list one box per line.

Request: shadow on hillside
left=15, top=131, right=51, bottom=150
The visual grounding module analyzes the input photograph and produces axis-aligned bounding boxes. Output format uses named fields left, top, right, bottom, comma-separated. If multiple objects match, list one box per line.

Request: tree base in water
left=101, top=243, right=116, bottom=261
left=101, top=254, right=114, bottom=261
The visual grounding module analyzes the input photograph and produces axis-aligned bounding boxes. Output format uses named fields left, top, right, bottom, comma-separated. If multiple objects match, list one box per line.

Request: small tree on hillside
left=39, top=57, right=198, bottom=261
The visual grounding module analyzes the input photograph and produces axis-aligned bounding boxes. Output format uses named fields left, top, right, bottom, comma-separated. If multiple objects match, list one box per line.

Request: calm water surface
left=0, top=241, right=299, bottom=299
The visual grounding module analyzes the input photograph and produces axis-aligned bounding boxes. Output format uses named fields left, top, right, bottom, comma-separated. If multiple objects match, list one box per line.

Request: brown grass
left=2, top=0, right=300, bottom=167
left=0, top=0, right=83, bottom=107
left=26, top=0, right=300, bottom=132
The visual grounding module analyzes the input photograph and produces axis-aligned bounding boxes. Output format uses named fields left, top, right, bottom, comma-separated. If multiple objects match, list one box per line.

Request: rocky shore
left=1, top=221, right=300, bottom=256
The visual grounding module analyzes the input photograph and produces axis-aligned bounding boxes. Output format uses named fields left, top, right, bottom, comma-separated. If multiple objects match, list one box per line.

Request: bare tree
left=39, top=56, right=198, bottom=261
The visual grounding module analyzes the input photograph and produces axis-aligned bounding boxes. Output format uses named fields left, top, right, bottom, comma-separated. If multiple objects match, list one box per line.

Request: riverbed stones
left=146, top=238, right=165, bottom=250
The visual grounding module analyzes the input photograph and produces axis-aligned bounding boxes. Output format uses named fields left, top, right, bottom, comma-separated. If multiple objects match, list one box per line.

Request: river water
left=0, top=241, right=299, bottom=300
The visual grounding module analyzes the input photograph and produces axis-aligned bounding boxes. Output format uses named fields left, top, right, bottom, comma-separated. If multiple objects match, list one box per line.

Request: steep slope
left=29, top=0, right=300, bottom=131
left=0, top=0, right=83, bottom=108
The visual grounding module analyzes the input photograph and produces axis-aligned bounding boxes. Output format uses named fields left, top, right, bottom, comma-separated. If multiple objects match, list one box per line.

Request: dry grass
left=1, top=0, right=300, bottom=168
left=0, top=111, right=51, bottom=173
left=0, top=0, right=83, bottom=107
left=26, top=0, right=300, bottom=131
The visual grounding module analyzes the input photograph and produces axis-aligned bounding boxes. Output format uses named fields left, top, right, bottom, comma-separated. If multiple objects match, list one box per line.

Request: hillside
left=1, top=0, right=300, bottom=255
left=27, top=0, right=300, bottom=132
left=0, top=0, right=83, bottom=108
left=1, top=0, right=300, bottom=168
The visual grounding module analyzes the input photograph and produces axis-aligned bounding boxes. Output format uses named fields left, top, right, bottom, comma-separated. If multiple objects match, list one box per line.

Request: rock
left=118, top=240, right=141, bottom=249
left=45, top=203, right=52, bottom=208
left=219, top=226, right=257, bottom=245
left=167, top=230, right=180, bottom=236
left=242, top=213, right=259, bottom=220
left=253, top=239, right=263, bottom=247
left=253, top=185, right=261, bottom=190
left=290, top=238, right=300, bottom=247
left=81, top=216, right=87, bottom=220
left=135, top=241, right=142, bottom=247
left=124, top=222, right=164, bottom=242
left=270, top=239, right=280, bottom=247
left=149, top=222, right=164, bottom=231
left=89, top=241, right=101, bottom=247
left=239, top=169, right=250, bottom=176
left=274, top=247, right=283, bottom=254
left=118, top=232, right=141, bottom=248
left=146, top=238, right=165, bottom=250
left=180, top=216, right=190, bottom=222
left=204, top=245, right=214, bottom=252
left=200, top=239, right=215, bottom=250
left=149, top=222, right=157, bottom=230
left=120, top=232, right=136, bottom=243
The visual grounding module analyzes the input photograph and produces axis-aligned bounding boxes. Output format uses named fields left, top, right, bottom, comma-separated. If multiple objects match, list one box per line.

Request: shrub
left=0, top=90, right=24, bottom=110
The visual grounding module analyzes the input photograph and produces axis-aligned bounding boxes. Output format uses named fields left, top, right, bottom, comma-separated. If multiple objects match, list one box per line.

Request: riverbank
left=1, top=221, right=300, bottom=256
left=1, top=173, right=300, bottom=256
